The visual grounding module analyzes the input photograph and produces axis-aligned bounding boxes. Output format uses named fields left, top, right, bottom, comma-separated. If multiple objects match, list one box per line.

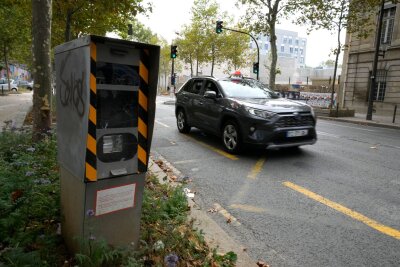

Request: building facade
left=249, top=29, right=308, bottom=84
left=340, top=2, right=400, bottom=115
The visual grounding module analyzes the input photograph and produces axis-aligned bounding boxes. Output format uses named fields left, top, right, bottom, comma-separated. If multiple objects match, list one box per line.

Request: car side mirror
left=204, top=90, right=217, bottom=99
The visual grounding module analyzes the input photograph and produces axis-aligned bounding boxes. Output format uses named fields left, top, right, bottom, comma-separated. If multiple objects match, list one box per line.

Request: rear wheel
left=176, top=109, right=191, bottom=133
left=222, top=120, right=241, bottom=154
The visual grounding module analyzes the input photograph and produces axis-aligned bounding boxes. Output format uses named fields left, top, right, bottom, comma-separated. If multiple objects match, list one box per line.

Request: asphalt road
left=0, top=91, right=33, bottom=131
left=151, top=96, right=400, bottom=267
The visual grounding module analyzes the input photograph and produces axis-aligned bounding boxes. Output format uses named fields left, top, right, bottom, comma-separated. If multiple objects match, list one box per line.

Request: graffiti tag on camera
left=59, top=52, right=86, bottom=117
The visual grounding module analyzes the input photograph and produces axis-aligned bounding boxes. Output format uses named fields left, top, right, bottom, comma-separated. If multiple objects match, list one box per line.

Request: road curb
left=318, top=116, right=400, bottom=130
left=148, top=156, right=258, bottom=267
left=163, top=100, right=176, bottom=105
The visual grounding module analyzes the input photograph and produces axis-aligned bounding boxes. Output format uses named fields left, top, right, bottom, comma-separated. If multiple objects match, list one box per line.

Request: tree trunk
left=65, top=9, right=72, bottom=42
left=3, top=44, right=11, bottom=93
left=190, top=54, right=193, bottom=77
left=269, top=21, right=278, bottom=90
left=32, top=0, right=52, bottom=141
left=330, top=4, right=344, bottom=109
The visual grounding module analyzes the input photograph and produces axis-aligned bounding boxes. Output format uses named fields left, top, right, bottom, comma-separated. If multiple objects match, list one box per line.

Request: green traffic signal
left=253, top=62, right=259, bottom=74
left=171, top=45, right=177, bottom=59
left=216, top=21, right=223, bottom=34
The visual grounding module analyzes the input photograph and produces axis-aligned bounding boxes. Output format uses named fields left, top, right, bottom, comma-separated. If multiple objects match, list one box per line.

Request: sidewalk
left=0, top=91, right=33, bottom=131
left=156, top=94, right=400, bottom=130
left=317, top=112, right=400, bottom=130
left=148, top=155, right=258, bottom=267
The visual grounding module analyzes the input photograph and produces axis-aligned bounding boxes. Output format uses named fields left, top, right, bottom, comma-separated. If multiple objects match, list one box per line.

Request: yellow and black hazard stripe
left=138, top=49, right=149, bottom=172
left=85, top=42, right=97, bottom=181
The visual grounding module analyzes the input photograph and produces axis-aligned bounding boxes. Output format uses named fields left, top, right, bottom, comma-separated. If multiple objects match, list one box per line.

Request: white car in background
left=0, top=79, right=18, bottom=91
left=17, top=80, right=33, bottom=90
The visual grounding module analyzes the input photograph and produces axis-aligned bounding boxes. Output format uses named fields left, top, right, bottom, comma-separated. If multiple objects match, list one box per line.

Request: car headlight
left=245, top=107, right=276, bottom=120
left=310, top=107, right=316, bottom=119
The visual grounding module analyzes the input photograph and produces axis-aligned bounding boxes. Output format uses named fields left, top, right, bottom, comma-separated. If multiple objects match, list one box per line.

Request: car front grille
left=275, top=114, right=314, bottom=128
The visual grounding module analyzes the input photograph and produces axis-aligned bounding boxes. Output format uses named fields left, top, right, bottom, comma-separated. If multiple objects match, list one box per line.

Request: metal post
left=367, top=0, right=385, bottom=120
left=336, top=75, right=341, bottom=115
left=393, top=104, right=397, bottom=123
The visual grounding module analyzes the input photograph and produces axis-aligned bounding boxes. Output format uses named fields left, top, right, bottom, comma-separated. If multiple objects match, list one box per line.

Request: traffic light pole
left=171, top=57, right=175, bottom=87
left=222, top=27, right=259, bottom=81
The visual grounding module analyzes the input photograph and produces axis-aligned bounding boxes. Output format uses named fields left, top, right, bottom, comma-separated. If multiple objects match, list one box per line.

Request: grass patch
left=0, top=130, right=236, bottom=266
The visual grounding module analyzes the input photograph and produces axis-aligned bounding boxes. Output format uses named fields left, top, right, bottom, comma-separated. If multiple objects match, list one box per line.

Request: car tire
left=222, top=120, right=241, bottom=154
left=176, top=109, right=191, bottom=133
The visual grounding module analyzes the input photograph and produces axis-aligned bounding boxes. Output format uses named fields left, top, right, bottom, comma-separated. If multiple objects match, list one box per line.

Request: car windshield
left=219, top=80, right=279, bottom=99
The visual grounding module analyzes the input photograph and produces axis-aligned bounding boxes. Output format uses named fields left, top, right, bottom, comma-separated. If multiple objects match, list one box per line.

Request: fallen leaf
left=226, top=217, right=232, bottom=224
left=207, top=208, right=218, bottom=213
left=256, top=260, right=270, bottom=267
left=11, top=190, right=23, bottom=202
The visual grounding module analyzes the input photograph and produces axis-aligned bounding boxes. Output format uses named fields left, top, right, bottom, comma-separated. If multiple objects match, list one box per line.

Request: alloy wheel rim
left=223, top=125, right=237, bottom=150
left=177, top=112, right=184, bottom=130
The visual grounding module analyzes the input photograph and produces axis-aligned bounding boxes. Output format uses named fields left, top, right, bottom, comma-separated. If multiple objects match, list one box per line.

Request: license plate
left=286, top=129, right=308, bottom=137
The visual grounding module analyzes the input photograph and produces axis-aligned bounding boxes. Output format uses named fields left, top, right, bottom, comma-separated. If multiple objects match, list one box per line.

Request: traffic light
left=170, top=45, right=177, bottom=59
left=216, top=21, right=223, bottom=34
left=253, top=62, right=259, bottom=74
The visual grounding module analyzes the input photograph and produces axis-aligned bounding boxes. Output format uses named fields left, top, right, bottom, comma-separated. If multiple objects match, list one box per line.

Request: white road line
left=317, top=131, right=340, bottom=138
left=155, top=120, right=170, bottom=128
left=318, top=121, right=375, bottom=132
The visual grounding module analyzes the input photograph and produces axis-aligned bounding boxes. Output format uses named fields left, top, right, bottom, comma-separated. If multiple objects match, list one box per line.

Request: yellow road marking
left=185, top=135, right=238, bottom=160
left=214, top=203, right=241, bottom=226
left=247, top=157, right=266, bottom=179
left=230, top=204, right=265, bottom=213
left=283, top=181, right=400, bottom=240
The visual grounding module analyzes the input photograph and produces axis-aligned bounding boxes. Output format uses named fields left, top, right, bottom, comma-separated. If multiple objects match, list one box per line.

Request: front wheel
left=11, top=88, right=18, bottom=92
left=222, top=120, right=241, bottom=154
left=176, top=109, right=191, bottom=133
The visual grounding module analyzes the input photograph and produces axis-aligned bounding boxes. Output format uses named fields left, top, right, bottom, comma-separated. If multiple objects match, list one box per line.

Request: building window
left=300, top=57, right=304, bottom=63
left=294, top=47, right=298, bottom=54
left=300, top=48, right=304, bottom=55
left=281, top=45, right=285, bottom=52
left=283, top=36, right=287, bottom=43
left=249, top=42, right=253, bottom=49
left=302, top=40, right=306, bottom=46
left=381, top=6, right=396, bottom=44
left=295, top=39, right=299, bottom=45
left=374, top=69, right=387, bottom=101
left=290, top=47, right=293, bottom=53
left=289, top=38, right=292, bottom=45
left=265, top=43, right=269, bottom=50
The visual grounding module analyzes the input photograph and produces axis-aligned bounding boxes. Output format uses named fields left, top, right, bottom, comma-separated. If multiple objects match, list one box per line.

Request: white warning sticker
left=95, top=183, right=136, bottom=216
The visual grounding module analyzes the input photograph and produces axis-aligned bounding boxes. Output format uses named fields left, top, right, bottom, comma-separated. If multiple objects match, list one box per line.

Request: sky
left=137, top=0, right=346, bottom=67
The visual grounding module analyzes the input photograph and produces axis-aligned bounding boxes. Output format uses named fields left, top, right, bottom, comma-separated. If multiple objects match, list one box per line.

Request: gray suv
left=175, top=76, right=317, bottom=153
